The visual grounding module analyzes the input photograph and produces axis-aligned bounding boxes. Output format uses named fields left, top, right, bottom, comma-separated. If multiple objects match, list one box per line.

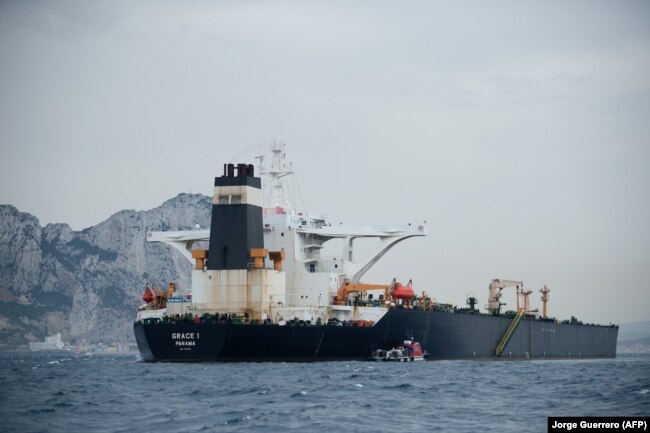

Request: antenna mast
left=260, top=141, right=293, bottom=211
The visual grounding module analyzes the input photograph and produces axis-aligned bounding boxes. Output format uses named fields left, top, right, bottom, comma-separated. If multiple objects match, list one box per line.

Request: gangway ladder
left=495, top=310, right=525, bottom=357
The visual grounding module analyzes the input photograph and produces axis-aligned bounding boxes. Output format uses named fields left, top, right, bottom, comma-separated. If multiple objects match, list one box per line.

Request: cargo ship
left=134, top=143, right=618, bottom=362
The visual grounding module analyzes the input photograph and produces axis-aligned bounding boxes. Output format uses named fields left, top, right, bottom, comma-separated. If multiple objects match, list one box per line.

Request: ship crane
left=487, top=279, right=524, bottom=315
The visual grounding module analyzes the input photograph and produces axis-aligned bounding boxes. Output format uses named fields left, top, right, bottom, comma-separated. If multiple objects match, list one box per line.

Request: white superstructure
left=143, top=143, right=427, bottom=325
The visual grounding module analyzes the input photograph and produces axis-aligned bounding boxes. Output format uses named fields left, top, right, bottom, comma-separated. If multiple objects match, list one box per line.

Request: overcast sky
left=1, top=1, right=648, bottom=324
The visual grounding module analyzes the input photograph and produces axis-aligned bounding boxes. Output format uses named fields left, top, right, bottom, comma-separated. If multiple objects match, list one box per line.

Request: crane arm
left=489, top=279, right=523, bottom=289
left=336, top=283, right=390, bottom=305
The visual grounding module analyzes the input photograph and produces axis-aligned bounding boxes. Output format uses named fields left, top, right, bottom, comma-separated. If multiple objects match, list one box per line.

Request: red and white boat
left=370, top=339, right=428, bottom=362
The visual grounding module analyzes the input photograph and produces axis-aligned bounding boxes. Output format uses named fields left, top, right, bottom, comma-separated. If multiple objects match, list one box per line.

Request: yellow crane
left=336, top=282, right=391, bottom=305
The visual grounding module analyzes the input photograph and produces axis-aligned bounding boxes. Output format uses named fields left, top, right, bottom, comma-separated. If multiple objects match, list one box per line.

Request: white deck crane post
left=487, top=279, right=524, bottom=315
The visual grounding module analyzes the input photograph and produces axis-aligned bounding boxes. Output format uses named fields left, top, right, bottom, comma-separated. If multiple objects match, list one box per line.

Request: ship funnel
left=207, top=163, right=263, bottom=270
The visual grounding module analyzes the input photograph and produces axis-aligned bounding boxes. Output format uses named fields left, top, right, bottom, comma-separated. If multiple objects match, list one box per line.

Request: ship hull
left=134, top=309, right=618, bottom=362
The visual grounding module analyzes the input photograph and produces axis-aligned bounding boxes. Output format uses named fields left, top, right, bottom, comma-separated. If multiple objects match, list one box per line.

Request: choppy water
left=1, top=353, right=648, bottom=433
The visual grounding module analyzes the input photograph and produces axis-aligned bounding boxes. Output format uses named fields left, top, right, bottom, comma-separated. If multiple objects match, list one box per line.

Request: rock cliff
left=0, top=194, right=211, bottom=348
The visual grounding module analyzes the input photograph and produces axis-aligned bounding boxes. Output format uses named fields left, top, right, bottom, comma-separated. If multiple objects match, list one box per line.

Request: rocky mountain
left=0, top=194, right=211, bottom=349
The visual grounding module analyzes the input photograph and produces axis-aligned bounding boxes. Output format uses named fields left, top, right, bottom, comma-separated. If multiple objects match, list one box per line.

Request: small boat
left=370, top=339, right=428, bottom=362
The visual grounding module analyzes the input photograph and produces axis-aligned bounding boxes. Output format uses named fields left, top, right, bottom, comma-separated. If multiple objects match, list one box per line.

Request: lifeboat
left=141, top=283, right=169, bottom=308
left=392, top=279, right=415, bottom=300
left=142, top=285, right=154, bottom=303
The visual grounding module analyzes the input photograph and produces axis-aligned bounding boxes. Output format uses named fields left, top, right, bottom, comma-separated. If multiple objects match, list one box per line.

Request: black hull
left=134, top=309, right=618, bottom=362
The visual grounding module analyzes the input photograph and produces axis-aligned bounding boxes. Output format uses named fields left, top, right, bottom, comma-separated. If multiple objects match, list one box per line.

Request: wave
left=2, top=353, right=649, bottom=433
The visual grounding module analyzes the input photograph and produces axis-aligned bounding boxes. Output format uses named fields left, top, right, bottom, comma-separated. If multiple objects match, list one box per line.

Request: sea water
left=1, top=353, right=648, bottom=433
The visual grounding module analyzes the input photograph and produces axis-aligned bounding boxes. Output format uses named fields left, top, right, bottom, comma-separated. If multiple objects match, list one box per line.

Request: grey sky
left=1, top=1, right=648, bottom=324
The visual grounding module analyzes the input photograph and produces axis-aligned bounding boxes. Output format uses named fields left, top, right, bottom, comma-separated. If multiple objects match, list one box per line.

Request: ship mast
left=539, top=285, right=550, bottom=318
left=519, top=286, right=533, bottom=313
left=256, top=141, right=293, bottom=212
